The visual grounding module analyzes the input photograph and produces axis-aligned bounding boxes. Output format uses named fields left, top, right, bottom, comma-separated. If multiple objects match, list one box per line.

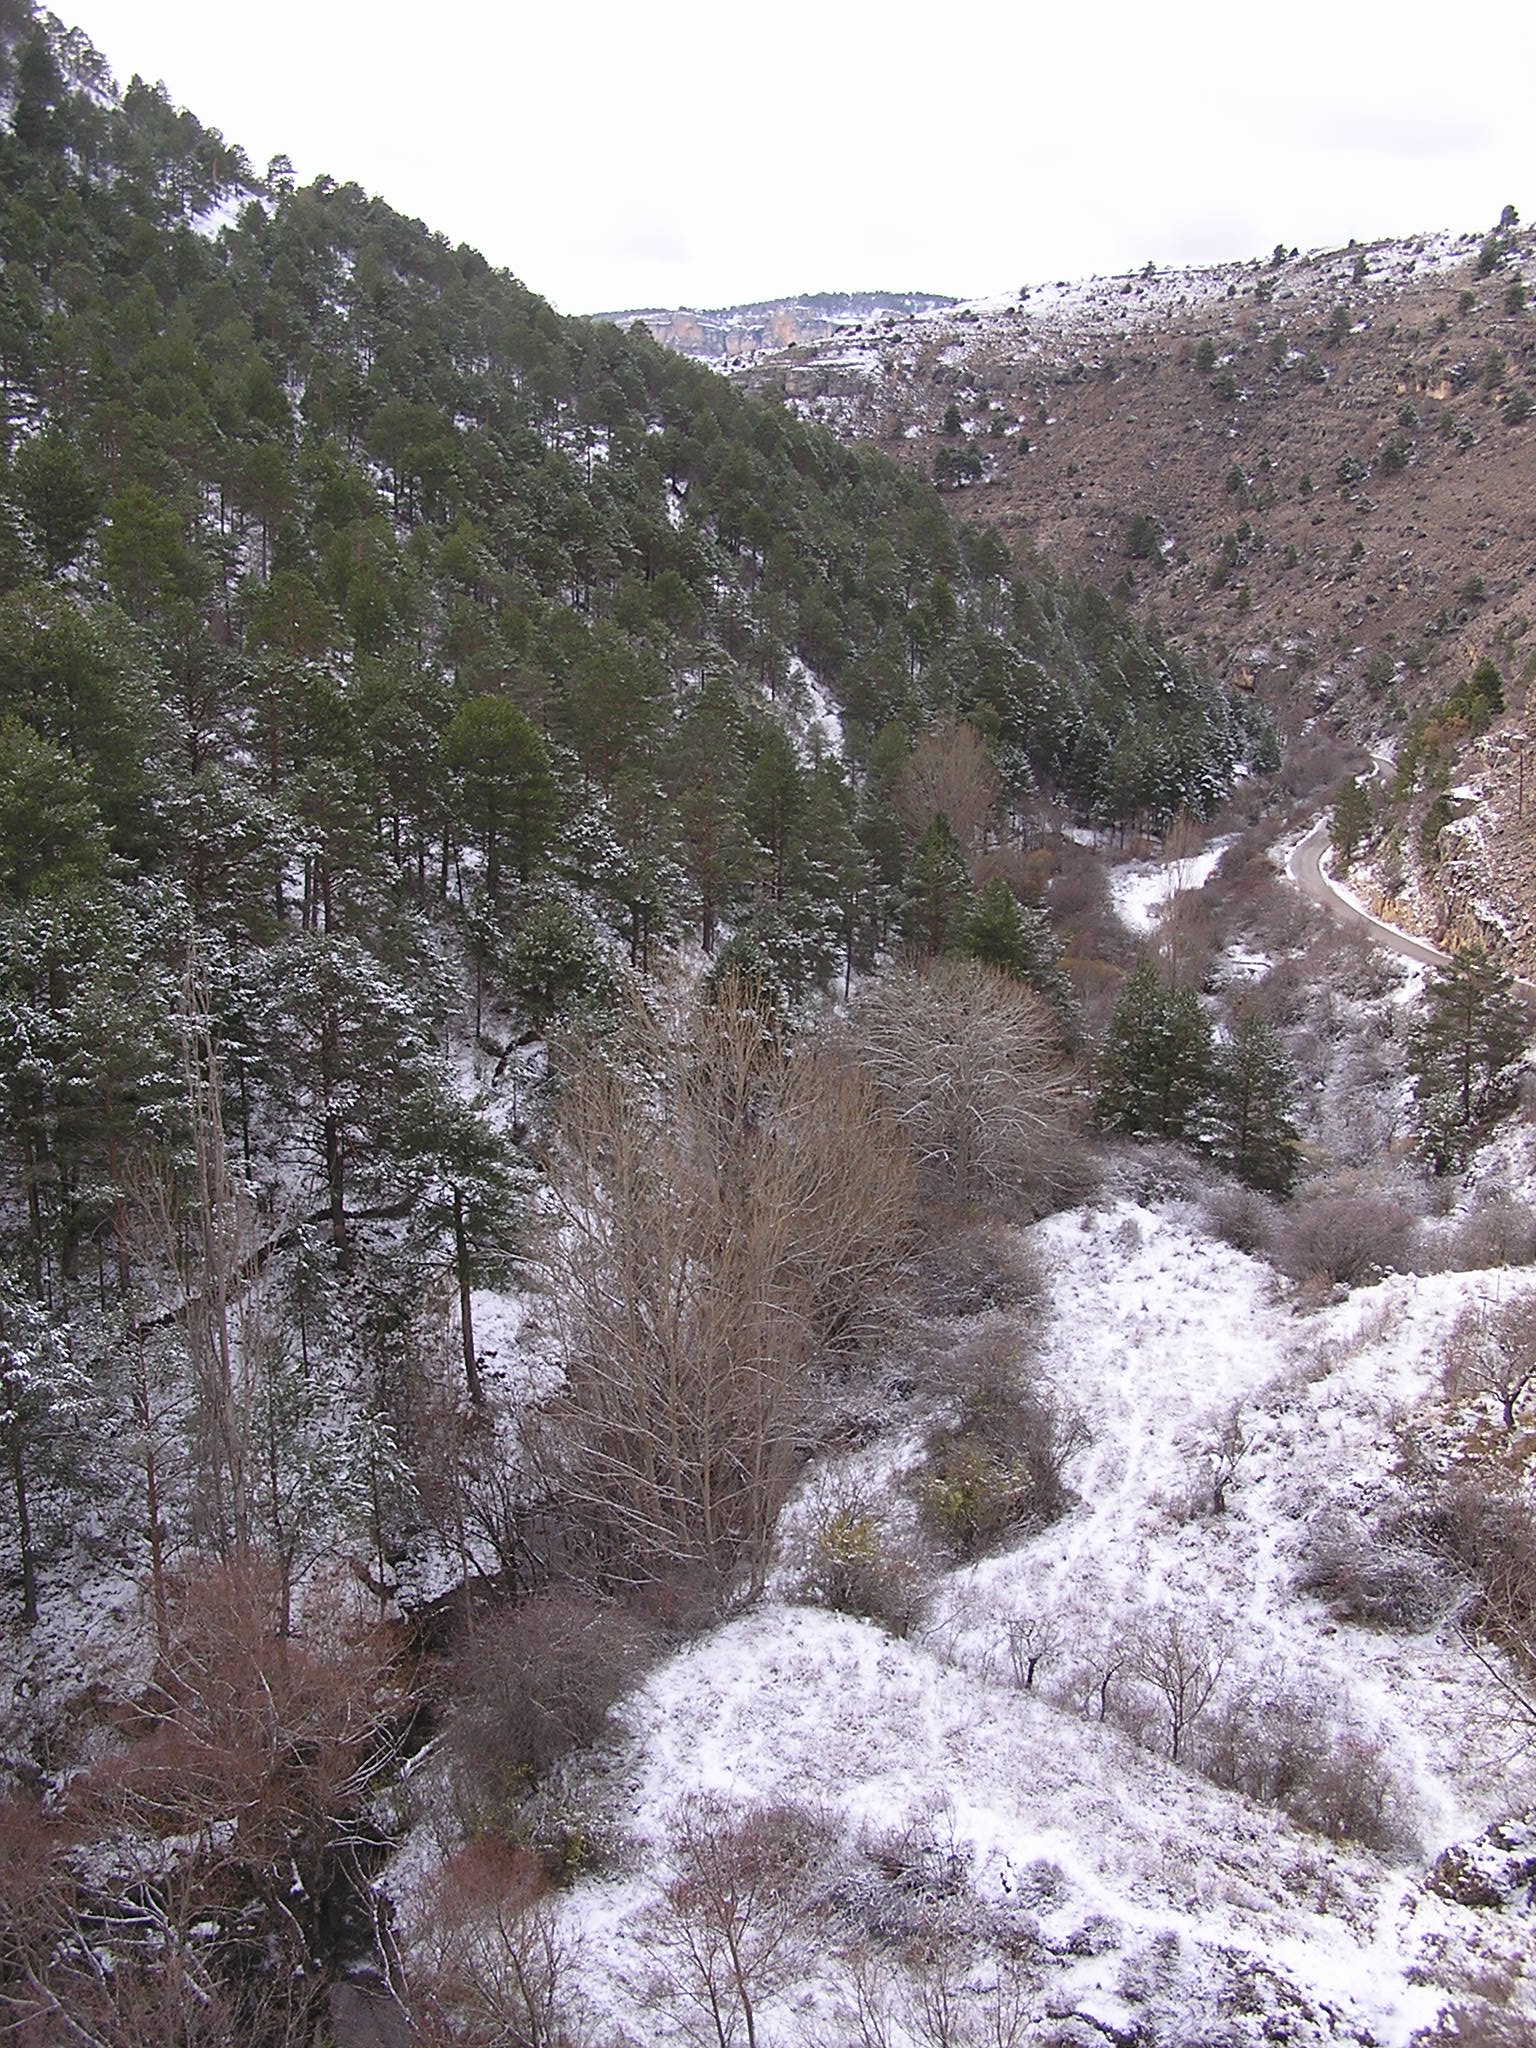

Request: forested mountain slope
left=0, top=11, right=1270, bottom=1314
left=0, top=9, right=1340, bottom=2041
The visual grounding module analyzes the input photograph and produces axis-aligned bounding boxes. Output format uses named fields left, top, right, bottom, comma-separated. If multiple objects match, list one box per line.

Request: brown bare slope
left=741, top=228, right=1536, bottom=746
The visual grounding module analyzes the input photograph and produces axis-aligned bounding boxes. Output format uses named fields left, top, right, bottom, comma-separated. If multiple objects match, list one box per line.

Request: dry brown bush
left=1295, top=1509, right=1456, bottom=1631
left=909, top=1219, right=1050, bottom=1320
left=447, top=1588, right=661, bottom=1836
left=642, top=1793, right=834, bottom=2048
left=1201, top=1184, right=1278, bottom=1258
left=1, top=1557, right=400, bottom=2047
left=542, top=987, right=914, bottom=1605
left=852, top=960, right=1081, bottom=1217
left=918, top=1337, right=1087, bottom=1558
left=1197, top=1674, right=1405, bottom=1851
left=1422, top=1481, right=1536, bottom=1733
left=1273, top=1191, right=1420, bottom=1286
left=1427, top=1195, right=1536, bottom=1274
left=893, top=716, right=1001, bottom=866
left=405, top=1838, right=588, bottom=2048
left=796, top=1490, right=924, bottom=1637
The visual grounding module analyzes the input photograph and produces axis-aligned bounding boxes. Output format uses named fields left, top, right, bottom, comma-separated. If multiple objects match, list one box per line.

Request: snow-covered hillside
left=394, top=1189, right=1536, bottom=2044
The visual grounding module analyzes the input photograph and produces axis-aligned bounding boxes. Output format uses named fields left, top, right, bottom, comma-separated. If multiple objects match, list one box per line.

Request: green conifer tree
left=1095, top=959, right=1213, bottom=1141
left=1212, top=1014, right=1301, bottom=1193
left=1409, top=950, right=1528, bottom=1171
left=903, top=811, right=972, bottom=957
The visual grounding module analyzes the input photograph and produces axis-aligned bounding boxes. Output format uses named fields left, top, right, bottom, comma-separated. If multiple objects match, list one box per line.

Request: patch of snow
left=1111, top=836, right=1234, bottom=934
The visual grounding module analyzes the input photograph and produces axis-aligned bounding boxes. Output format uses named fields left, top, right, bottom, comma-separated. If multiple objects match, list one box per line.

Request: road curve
left=1288, top=814, right=1536, bottom=1011
left=1287, top=818, right=1452, bottom=971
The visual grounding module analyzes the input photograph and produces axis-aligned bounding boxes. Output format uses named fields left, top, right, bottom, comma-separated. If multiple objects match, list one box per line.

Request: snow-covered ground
left=397, top=1197, right=1536, bottom=2043
left=1111, top=837, right=1235, bottom=935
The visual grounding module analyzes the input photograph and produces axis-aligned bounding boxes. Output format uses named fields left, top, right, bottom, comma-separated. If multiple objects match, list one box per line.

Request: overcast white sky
left=82, top=0, right=1536, bottom=316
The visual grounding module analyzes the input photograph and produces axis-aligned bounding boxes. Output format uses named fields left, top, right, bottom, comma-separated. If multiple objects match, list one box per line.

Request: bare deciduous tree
left=1132, top=1608, right=1228, bottom=1763
left=893, top=717, right=1001, bottom=869
left=852, top=961, right=1078, bottom=1216
left=407, top=1840, right=588, bottom=2048
left=542, top=986, right=913, bottom=1604
left=834, top=1942, right=1035, bottom=2048
left=644, top=1794, right=830, bottom=2048
left=1445, top=1292, right=1536, bottom=1430
left=1004, top=1610, right=1059, bottom=1691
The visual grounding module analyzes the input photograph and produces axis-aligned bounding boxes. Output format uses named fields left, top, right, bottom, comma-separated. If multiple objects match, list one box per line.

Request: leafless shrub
left=1423, top=1196, right=1536, bottom=1275
left=1295, top=1509, right=1456, bottom=1631
left=910, top=1219, right=1050, bottom=1320
left=406, top=1838, right=589, bottom=2047
left=1273, top=1191, right=1420, bottom=1287
left=1201, top=1184, right=1277, bottom=1258
left=1203, top=1407, right=1249, bottom=1515
left=642, top=1793, right=834, bottom=2048
left=542, top=987, right=914, bottom=1604
left=797, top=1490, right=925, bottom=1637
left=918, top=1341, right=1088, bottom=1558
left=1132, top=1610, right=1228, bottom=1763
left=837, top=1940, right=1037, bottom=2048
left=1420, top=1480, right=1536, bottom=1733
left=3, top=1559, right=404, bottom=2047
left=893, top=716, right=1001, bottom=865
left=447, top=1588, right=660, bottom=1837
left=852, top=960, right=1081, bottom=1217
left=1411, top=2005, right=1536, bottom=2047
left=1197, top=1672, right=1406, bottom=1851
left=1004, top=1611, right=1060, bottom=1691
left=1443, top=1293, right=1536, bottom=1429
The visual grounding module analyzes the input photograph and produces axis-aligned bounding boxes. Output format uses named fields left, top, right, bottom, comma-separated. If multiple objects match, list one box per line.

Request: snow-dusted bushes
left=852, top=960, right=1083, bottom=1220
left=447, top=1588, right=660, bottom=1842
left=797, top=1492, right=924, bottom=1638
left=640, top=1793, right=836, bottom=2048
left=1295, top=1507, right=1456, bottom=1631
left=917, top=1335, right=1088, bottom=1560
left=1418, top=1193, right=1536, bottom=1275
left=1198, top=1672, right=1405, bottom=1851
left=406, top=1838, right=590, bottom=2048
left=1201, top=1181, right=1278, bottom=1256
left=1272, top=1189, right=1420, bottom=1286
left=909, top=1217, right=1050, bottom=1320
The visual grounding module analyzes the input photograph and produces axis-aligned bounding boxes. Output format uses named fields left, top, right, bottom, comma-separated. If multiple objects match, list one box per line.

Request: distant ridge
left=592, top=290, right=958, bottom=362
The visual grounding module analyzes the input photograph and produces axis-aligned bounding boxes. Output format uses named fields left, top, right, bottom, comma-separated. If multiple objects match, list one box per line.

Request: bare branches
left=1444, top=1291, right=1536, bottom=1431
left=542, top=988, right=912, bottom=1603
left=852, top=961, right=1078, bottom=1217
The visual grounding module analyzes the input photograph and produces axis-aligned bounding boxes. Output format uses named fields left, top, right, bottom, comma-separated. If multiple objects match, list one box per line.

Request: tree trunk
left=6, top=1415, right=37, bottom=1628
left=454, top=1188, right=483, bottom=1405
